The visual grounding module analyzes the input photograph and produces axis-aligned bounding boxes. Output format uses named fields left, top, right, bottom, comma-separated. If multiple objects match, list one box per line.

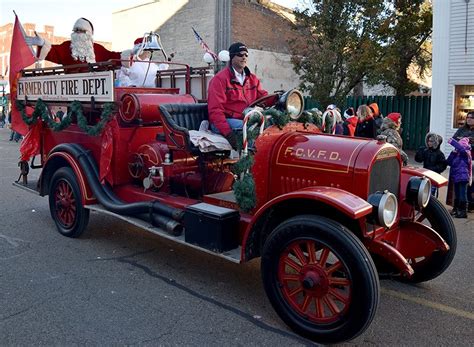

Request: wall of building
left=231, top=0, right=300, bottom=92
left=112, top=0, right=217, bottom=67
left=232, top=0, right=296, bottom=54
left=431, top=0, right=473, bottom=155
left=247, top=48, right=297, bottom=93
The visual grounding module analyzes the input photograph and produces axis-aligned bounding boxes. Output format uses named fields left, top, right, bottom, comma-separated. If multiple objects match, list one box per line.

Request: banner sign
left=16, top=71, right=114, bottom=102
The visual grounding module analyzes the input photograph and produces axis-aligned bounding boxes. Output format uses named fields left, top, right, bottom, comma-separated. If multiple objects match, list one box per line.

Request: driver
left=207, top=42, right=268, bottom=149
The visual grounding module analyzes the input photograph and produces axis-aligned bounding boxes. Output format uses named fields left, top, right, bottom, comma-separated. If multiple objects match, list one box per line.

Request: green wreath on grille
left=16, top=98, right=115, bottom=136
left=232, top=108, right=321, bottom=212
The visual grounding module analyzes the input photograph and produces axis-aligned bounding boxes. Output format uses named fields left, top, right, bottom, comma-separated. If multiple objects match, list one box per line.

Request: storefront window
left=454, top=85, right=474, bottom=128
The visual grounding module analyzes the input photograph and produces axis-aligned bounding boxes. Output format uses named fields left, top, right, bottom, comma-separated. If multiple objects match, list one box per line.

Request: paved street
left=0, top=127, right=473, bottom=346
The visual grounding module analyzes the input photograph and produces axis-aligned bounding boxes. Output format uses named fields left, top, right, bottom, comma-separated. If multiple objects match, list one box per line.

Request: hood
left=425, top=132, right=442, bottom=149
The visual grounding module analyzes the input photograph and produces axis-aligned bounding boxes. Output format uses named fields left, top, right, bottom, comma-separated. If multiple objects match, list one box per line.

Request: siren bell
left=142, top=32, right=162, bottom=52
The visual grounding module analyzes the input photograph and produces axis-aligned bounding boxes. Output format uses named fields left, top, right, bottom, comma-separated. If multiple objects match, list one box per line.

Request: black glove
left=225, top=131, right=238, bottom=150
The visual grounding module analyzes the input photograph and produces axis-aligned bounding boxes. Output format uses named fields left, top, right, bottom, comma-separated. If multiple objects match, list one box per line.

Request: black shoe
left=455, top=210, right=468, bottom=218
left=455, top=202, right=468, bottom=218
left=450, top=199, right=459, bottom=216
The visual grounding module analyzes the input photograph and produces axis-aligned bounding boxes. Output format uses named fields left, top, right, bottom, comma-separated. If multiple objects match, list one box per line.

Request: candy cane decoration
left=242, top=109, right=265, bottom=157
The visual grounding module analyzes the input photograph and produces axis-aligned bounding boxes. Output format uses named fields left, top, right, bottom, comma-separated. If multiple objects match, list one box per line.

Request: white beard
left=70, top=32, right=96, bottom=63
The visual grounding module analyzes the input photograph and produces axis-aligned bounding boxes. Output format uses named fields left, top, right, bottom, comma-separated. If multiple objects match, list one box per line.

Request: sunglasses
left=236, top=53, right=248, bottom=58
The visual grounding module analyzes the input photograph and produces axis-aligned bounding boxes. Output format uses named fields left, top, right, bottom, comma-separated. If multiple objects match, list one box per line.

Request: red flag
left=9, top=14, right=36, bottom=136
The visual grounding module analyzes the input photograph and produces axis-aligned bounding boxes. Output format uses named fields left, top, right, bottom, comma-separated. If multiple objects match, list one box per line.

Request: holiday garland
left=16, top=99, right=115, bottom=136
left=232, top=108, right=322, bottom=212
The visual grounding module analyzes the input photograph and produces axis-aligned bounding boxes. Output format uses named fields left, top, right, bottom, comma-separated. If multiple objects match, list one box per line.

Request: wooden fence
left=304, top=95, right=431, bottom=149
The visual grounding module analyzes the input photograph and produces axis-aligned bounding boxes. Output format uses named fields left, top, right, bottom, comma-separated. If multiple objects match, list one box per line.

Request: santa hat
left=387, top=112, right=401, bottom=125
left=73, top=17, right=94, bottom=35
left=343, top=107, right=355, bottom=120
left=132, top=37, right=144, bottom=55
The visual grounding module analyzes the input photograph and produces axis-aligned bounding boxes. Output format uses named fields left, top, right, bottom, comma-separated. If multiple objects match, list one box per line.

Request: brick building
left=112, top=0, right=300, bottom=93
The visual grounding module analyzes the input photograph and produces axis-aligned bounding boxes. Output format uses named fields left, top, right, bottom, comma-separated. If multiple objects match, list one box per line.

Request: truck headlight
left=406, top=177, right=431, bottom=208
left=368, top=191, right=398, bottom=228
left=277, top=89, right=304, bottom=120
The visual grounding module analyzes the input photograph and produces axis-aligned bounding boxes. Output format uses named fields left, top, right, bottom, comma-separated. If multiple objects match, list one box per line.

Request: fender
left=364, top=219, right=449, bottom=279
left=241, top=186, right=373, bottom=261
left=400, top=166, right=447, bottom=202
left=39, top=152, right=95, bottom=204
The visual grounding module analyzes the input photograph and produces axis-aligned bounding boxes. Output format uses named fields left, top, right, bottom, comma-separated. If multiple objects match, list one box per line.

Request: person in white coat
left=117, top=37, right=167, bottom=87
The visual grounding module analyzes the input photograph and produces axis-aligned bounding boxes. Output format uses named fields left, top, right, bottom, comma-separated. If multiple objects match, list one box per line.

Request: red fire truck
left=13, top=58, right=456, bottom=344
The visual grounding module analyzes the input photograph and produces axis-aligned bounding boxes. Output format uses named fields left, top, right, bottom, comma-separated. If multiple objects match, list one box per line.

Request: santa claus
left=27, top=18, right=122, bottom=71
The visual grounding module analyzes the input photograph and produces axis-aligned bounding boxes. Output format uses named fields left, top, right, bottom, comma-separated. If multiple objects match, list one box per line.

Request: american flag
left=192, top=27, right=218, bottom=61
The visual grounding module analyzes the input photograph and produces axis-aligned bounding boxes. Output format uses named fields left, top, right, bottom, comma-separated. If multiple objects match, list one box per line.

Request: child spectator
left=446, top=137, right=472, bottom=218
left=342, top=107, right=358, bottom=136
left=381, top=112, right=409, bottom=165
left=415, top=132, right=447, bottom=196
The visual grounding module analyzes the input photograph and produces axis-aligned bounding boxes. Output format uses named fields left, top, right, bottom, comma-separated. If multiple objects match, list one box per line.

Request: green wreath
left=16, top=98, right=115, bottom=136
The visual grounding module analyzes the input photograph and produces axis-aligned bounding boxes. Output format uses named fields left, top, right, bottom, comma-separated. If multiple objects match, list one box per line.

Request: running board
left=12, top=180, right=40, bottom=195
left=85, top=204, right=242, bottom=264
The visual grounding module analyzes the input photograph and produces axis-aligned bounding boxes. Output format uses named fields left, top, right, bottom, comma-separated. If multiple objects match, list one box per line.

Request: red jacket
left=38, top=41, right=121, bottom=72
left=208, top=66, right=267, bottom=136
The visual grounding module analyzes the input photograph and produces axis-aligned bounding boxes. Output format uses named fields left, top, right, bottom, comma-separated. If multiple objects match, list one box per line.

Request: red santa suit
left=39, top=41, right=121, bottom=67
left=37, top=18, right=121, bottom=73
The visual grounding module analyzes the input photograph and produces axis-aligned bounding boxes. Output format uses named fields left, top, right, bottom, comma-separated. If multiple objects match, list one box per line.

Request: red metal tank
left=119, top=93, right=195, bottom=124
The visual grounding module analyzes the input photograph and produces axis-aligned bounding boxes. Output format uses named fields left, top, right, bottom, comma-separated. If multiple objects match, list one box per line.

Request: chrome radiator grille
left=369, top=158, right=400, bottom=198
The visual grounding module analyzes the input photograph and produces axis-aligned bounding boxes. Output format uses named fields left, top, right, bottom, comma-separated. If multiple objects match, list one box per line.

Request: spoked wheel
left=49, top=167, right=89, bottom=238
left=405, top=196, right=457, bottom=283
left=261, top=215, right=379, bottom=344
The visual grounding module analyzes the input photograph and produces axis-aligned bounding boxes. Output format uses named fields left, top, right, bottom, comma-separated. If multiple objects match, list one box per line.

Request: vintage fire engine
left=13, top=50, right=456, bottom=343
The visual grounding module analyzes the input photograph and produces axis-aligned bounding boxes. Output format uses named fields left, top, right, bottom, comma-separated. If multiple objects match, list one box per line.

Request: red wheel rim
left=54, top=179, right=77, bottom=228
left=278, top=239, right=352, bottom=323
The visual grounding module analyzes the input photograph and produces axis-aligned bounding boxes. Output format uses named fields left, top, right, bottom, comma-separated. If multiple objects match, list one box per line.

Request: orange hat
left=369, top=103, right=380, bottom=117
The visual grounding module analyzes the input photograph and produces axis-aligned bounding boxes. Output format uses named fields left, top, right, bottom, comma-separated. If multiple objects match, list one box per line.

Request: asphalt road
left=0, top=127, right=473, bottom=346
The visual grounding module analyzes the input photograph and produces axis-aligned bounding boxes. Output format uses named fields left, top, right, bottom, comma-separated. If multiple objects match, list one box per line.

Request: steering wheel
left=248, top=93, right=280, bottom=108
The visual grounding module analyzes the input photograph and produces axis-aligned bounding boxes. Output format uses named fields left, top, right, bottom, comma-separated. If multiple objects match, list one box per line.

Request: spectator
left=207, top=42, right=268, bottom=150
left=7, top=110, right=21, bottom=142
left=446, top=137, right=472, bottom=218
left=415, top=132, right=447, bottom=196
left=369, top=102, right=384, bottom=136
left=342, top=107, right=358, bottom=137
left=452, top=111, right=474, bottom=212
left=381, top=112, right=409, bottom=165
left=355, top=105, right=376, bottom=139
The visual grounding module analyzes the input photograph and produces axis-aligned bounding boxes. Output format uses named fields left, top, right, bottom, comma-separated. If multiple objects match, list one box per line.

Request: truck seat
left=159, top=103, right=230, bottom=155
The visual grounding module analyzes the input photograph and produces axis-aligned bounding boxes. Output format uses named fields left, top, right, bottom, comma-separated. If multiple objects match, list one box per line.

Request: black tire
left=49, top=167, right=90, bottom=238
left=261, top=215, right=379, bottom=344
left=405, top=196, right=457, bottom=283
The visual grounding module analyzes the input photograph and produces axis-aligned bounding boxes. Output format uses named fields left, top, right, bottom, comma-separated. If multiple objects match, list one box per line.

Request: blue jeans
left=210, top=119, right=243, bottom=134
left=454, top=181, right=468, bottom=203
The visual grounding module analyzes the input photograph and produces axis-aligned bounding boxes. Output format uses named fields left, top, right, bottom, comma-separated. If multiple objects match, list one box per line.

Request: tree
left=370, top=0, right=432, bottom=95
left=289, top=0, right=432, bottom=105
left=289, top=0, right=390, bottom=106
